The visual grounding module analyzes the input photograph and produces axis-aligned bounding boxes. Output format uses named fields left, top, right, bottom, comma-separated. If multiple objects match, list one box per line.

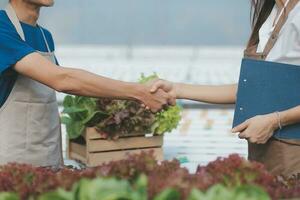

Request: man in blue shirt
left=0, top=0, right=174, bottom=167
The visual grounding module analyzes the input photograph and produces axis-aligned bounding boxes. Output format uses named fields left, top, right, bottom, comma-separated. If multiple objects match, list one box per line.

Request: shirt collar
left=275, top=0, right=285, bottom=9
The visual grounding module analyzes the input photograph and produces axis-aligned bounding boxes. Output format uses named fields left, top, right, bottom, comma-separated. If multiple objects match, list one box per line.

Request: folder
left=233, top=59, right=300, bottom=139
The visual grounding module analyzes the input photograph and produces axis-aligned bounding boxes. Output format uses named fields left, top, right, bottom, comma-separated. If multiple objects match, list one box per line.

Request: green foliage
left=0, top=153, right=282, bottom=200
left=0, top=183, right=271, bottom=200
left=62, top=73, right=181, bottom=139
left=152, top=105, right=181, bottom=135
left=188, top=184, right=271, bottom=200
left=153, top=188, right=180, bottom=200
left=38, top=175, right=148, bottom=200
left=139, top=73, right=159, bottom=84
left=62, top=96, right=108, bottom=139
left=38, top=189, right=73, bottom=200
left=0, top=193, right=19, bottom=200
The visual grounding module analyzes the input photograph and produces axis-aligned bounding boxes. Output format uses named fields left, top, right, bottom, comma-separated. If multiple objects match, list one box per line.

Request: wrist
left=127, top=83, right=145, bottom=102
left=266, top=113, right=279, bottom=130
left=174, top=83, right=183, bottom=99
left=279, top=110, right=289, bottom=127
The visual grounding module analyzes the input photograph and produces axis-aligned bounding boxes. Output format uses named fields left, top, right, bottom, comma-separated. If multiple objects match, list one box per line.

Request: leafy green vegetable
left=62, top=74, right=181, bottom=139
left=152, top=105, right=181, bottom=135
left=234, top=185, right=271, bottom=200
left=37, top=183, right=270, bottom=200
left=0, top=193, right=19, bottom=200
left=62, top=96, right=108, bottom=139
left=38, top=189, right=73, bottom=200
left=95, top=100, right=156, bottom=138
left=187, top=184, right=271, bottom=200
left=0, top=153, right=275, bottom=200
left=39, top=176, right=149, bottom=200
left=139, top=73, right=159, bottom=84
left=76, top=178, right=134, bottom=200
left=153, top=188, right=180, bottom=200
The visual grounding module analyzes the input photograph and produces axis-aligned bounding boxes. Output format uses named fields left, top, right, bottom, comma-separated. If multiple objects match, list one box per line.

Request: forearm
left=279, top=106, right=300, bottom=127
left=175, top=83, right=237, bottom=104
left=14, top=53, right=171, bottom=112
left=57, top=67, right=143, bottom=100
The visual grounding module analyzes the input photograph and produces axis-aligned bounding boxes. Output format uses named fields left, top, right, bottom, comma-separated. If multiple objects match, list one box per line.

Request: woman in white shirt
left=151, top=0, right=300, bottom=178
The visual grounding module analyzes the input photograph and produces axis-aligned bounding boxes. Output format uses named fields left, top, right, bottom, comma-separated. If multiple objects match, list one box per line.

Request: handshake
left=137, top=79, right=177, bottom=112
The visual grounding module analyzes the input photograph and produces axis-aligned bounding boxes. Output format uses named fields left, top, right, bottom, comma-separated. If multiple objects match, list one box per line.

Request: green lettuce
left=188, top=184, right=271, bottom=200
left=62, top=74, right=181, bottom=139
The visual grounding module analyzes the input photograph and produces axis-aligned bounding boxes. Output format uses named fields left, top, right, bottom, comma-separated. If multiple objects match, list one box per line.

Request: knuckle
left=250, top=138, right=258, bottom=143
left=157, top=79, right=163, bottom=84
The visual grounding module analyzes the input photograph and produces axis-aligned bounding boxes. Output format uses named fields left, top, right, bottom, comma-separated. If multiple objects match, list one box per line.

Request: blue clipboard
left=233, top=58, right=300, bottom=139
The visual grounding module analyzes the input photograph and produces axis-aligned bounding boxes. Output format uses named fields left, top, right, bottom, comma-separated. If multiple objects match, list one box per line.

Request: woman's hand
left=232, top=113, right=279, bottom=144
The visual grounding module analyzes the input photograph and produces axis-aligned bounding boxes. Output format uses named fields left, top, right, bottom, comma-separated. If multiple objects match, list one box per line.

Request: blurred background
left=1, top=0, right=251, bottom=170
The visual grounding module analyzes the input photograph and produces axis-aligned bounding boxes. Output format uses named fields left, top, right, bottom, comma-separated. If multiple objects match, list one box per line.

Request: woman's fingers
left=238, top=131, right=249, bottom=139
left=150, top=80, right=164, bottom=93
left=232, top=120, right=249, bottom=133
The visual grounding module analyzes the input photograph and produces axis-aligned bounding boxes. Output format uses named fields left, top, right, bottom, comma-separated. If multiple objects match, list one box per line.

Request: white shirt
left=257, top=2, right=300, bottom=65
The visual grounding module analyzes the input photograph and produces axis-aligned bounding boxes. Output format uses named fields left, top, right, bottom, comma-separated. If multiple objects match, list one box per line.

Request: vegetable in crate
left=62, top=74, right=181, bottom=139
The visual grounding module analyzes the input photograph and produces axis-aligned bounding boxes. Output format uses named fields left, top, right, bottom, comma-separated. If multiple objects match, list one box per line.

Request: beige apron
left=244, top=0, right=300, bottom=177
left=0, top=4, right=63, bottom=168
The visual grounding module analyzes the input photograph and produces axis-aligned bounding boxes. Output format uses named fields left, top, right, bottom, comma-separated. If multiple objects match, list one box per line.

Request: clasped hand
left=139, top=79, right=176, bottom=113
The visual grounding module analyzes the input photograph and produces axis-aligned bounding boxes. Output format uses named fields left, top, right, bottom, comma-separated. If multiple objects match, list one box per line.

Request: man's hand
left=149, top=79, right=177, bottom=106
left=232, top=113, right=279, bottom=144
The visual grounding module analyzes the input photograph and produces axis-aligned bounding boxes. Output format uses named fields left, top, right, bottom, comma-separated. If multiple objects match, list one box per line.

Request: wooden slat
left=68, top=141, right=86, bottom=158
left=85, top=127, right=145, bottom=140
left=69, top=152, right=87, bottom=164
left=68, top=141, right=88, bottom=164
left=87, top=147, right=163, bottom=167
left=87, top=135, right=163, bottom=152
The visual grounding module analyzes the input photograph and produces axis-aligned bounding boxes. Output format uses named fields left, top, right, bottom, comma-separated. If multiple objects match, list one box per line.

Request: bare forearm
left=14, top=53, right=170, bottom=112
left=175, top=83, right=237, bottom=104
left=279, top=106, right=300, bottom=127
left=57, top=67, right=142, bottom=100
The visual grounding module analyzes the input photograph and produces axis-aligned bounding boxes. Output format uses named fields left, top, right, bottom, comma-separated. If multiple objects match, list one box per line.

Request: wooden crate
left=68, top=128, right=164, bottom=167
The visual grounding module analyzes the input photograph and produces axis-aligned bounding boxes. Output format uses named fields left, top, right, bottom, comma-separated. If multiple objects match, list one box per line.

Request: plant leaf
left=153, top=188, right=180, bottom=200
left=38, top=189, right=73, bottom=200
left=65, top=120, right=85, bottom=139
left=0, top=193, right=19, bottom=200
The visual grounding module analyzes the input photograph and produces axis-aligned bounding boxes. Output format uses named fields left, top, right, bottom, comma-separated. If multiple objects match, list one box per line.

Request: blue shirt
left=0, top=10, right=56, bottom=107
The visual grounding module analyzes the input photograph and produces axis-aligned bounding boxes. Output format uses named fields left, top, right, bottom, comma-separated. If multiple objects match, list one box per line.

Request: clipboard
left=233, top=58, right=300, bottom=139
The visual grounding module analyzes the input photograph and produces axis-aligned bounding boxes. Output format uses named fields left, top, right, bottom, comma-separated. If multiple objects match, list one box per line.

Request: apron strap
left=262, top=0, right=299, bottom=57
left=5, top=4, right=25, bottom=41
left=245, top=0, right=299, bottom=59
left=4, top=3, right=52, bottom=53
left=39, top=26, right=51, bottom=53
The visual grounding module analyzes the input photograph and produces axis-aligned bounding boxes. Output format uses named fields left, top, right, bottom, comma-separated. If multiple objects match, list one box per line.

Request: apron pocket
left=26, top=101, right=62, bottom=167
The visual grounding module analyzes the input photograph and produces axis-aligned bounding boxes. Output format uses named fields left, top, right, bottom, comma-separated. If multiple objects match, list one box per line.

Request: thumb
left=167, top=94, right=176, bottom=106
left=150, top=80, right=164, bottom=93
left=232, top=120, right=249, bottom=133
